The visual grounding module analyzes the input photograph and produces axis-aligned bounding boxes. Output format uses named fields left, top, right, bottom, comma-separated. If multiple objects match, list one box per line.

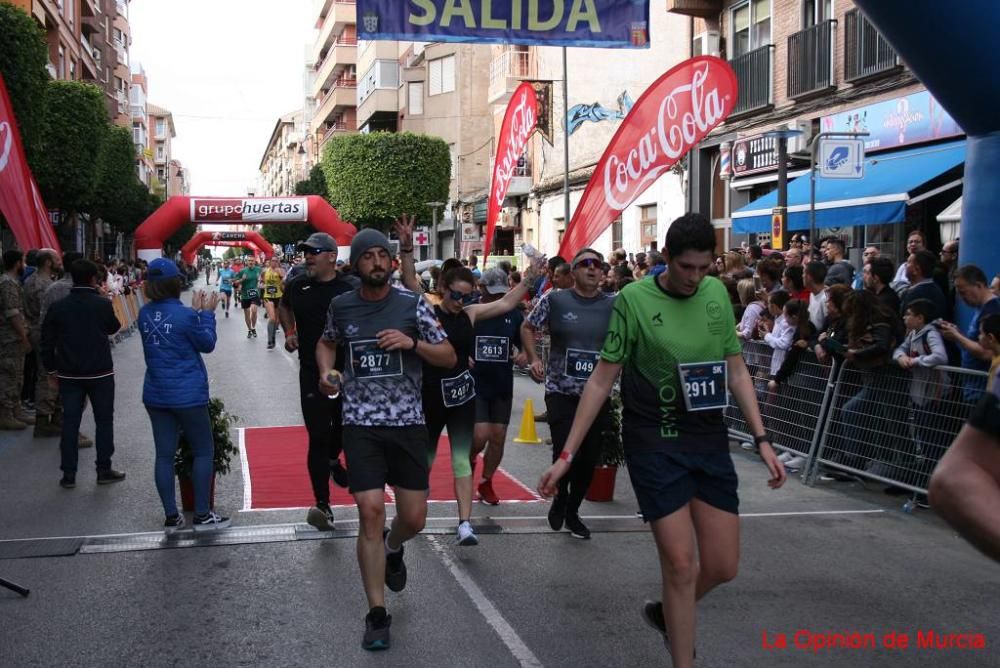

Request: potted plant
left=174, top=397, right=240, bottom=511
left=586, top=389, right=625, bottom=502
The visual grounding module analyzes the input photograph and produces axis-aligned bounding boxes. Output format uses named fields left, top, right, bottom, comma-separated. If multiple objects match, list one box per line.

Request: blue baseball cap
left=147, top=257, right=180, bottom=280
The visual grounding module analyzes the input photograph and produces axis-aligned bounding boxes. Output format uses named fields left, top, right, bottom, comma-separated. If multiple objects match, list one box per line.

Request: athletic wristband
left=558, top=450, right=574, bottom=464
left=400, top=247, right=414, bottom=254
left=410, top=334, right=419, bottom=351
left=753, top=434, right=771, bottom=446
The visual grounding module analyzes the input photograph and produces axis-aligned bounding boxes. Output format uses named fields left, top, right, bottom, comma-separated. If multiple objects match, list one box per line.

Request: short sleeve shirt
left=526, top=289, right=615, bottom=396
left=601, top=276, right=742, bottom=454
left=282, top=272, right=358, bottom=373
left=235, top=266, right=262, bottom=299
left=322, top=287, right=447, bottom=426
left=472, top=309, right=524, bottom=400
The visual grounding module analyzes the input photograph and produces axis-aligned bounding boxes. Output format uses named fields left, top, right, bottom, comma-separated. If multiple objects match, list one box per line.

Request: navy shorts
left=626, top=450, right=739, bottom=522
left=342, top=425, right=430, bottom=493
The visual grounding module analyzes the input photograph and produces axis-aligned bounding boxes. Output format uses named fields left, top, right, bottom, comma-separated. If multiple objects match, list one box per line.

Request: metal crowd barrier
left=726, top=338, right=987, bottom=503
left=109, top=289, right=146, bottom=346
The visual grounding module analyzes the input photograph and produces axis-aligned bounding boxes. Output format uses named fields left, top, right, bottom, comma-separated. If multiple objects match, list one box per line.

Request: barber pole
left=558, top=57, right=738, bottom=259
left=484, top=83, right=538, bottom=259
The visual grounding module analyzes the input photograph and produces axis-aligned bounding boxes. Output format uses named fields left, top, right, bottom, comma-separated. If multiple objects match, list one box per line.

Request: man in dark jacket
left=41, top=260, right=124, bottom=489
left=900, top=249, right=948, bottom=322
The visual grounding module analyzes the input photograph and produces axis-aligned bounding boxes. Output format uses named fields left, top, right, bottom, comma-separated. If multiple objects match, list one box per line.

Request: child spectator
left=815, top=284, right=852, bottom=364
left=768, top=299, right=817, bottom=392
left=758, top=291, right=794, bottom=377
left=782, top=265, right=810, bottom=302
left=736, top=278, right=766, bottom=339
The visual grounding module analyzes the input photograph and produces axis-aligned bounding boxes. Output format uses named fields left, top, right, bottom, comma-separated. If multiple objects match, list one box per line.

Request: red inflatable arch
left=181, top=230, right=273, bottom=266
left=134, top=195, right=356, bottom=262
left=199, top=239, right=266, bottom=258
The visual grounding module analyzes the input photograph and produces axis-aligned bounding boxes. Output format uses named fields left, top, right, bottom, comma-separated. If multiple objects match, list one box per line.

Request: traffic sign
left=819, top=138, right=865, bottom=179
left=414, top=226, right=430, bottom=246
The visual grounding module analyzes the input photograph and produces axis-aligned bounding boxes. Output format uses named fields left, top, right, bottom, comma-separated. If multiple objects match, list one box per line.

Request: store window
left=731, top=0, right=772, bottom=58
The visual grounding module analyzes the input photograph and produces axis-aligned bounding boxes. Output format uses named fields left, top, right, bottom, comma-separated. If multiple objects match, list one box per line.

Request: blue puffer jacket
left=139, top=297, right=217, bottom=408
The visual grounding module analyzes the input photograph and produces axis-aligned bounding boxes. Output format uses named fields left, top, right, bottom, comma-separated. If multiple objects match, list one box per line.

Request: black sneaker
left=193, top=511, right=231, bottom=531
left=306, top=503, right=335, bottom=531
left=547, top=494, right=567, bottom=531
left=251, top=329, right=258, bottom=338
left=164, top=514, right=186, bottom=533
left=565, top=513, right=591, bottom=540
left=383, top=528, right=407, bottom=592
left=96, top=469, right=126, bottom=485
left=330, top=460, right=349, bottom=488
left=224, top=310, right=229, bottom=318
left=247, top=330, right=253, bottom=339
left=362, top=606, right=392, bottom=651
left=642, top=600, right=695, bottom=657
left=59, top=474, right=76, bottom=489
left=267, top=341, right=276, bottom=350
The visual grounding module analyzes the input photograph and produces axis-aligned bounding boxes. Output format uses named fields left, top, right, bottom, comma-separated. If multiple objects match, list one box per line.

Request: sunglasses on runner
left=573, top=258, right=602, bottom=269
left=449, top=290, right=479, bottom=305
left=302, top=247, right=334, bottom=256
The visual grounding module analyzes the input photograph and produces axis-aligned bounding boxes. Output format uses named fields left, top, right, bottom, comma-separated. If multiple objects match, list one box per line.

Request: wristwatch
left=753, top=434, right=771, bottom=446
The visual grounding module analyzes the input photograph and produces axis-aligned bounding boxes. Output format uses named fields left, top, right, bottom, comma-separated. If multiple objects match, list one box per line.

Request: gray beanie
left=350, top=228, right=392, bottom=265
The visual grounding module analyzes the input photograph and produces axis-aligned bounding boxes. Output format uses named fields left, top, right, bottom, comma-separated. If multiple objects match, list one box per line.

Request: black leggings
left=546, top=393, right=613, bottom=516
left=299, top=368, right=343, bottom=505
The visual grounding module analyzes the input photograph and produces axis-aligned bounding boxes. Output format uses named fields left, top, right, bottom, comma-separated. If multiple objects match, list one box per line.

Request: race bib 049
left=564, top=348, right=600, bottom=380
left=349, top=339, right=403, bottom=379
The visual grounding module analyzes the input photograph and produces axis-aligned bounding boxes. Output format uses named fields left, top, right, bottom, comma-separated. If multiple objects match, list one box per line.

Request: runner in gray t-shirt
left=317, top=228, right=455, bottom=652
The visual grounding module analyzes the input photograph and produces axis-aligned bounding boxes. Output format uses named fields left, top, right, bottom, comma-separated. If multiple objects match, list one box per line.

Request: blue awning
left=732, top=141, right=966, bottom=233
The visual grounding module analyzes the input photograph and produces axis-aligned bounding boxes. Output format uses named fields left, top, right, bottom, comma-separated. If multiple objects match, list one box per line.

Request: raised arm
left=393, top=214, right=424, bottom=294
left=466, top=258, right=541, bottom=325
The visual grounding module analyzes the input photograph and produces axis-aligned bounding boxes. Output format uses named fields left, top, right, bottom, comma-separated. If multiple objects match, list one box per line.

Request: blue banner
left=820, top=90, right=963, bottom=153
left=357, top=1, right=651, bottom=48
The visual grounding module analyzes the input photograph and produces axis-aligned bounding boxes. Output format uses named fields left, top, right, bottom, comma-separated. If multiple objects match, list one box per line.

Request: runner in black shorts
left=539, top=214, right=785, bottom=667
left=279, top=232, right=358, bottom=531
left=317, top=228, right=455, bottom=652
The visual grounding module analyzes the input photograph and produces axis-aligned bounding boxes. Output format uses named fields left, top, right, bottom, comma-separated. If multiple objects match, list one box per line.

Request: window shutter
left=443, top=55, right=456, bottom=93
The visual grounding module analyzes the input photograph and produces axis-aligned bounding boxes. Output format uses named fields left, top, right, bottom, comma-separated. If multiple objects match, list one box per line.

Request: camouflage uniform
left=0, top=273, right=27, bottom=414
left=24, top=271, right=55, bottom=416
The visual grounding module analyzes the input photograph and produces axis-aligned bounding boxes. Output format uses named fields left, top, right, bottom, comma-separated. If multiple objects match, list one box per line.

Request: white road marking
left=428, top=535, right=544, bottom=668
left=238, top=428, right=252, bottom=511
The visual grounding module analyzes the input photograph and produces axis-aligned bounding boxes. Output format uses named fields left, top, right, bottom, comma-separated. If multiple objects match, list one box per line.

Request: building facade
left=146, top=103, right=175, bottom=198
left=308, top=0, right=358, bottom=162
left=673, top=0, right=964, bottom=263
left=259, top=109, right=310, bottom=197
left=129, top=66, right=153, bottom=186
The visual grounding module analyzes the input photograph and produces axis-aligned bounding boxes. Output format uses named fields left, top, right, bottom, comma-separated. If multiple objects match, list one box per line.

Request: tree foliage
left=322, top=132, right=450, bottom=234
left=0, top=2, right=49, bottom=170
left=35, top=81, right=108, bottom=214
left=92, top=125, right=151, bottom=233
left=261, top=164, right=329, bottom=245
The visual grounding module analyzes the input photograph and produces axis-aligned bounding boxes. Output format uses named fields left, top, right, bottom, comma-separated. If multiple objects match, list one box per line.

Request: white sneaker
left=778, top=451, right=794, bottom=463
left=456, top=520, right=479, bottom=546
left=740, top=442, right=755, bottom=451
left=783, top=455, right=806, bottom=471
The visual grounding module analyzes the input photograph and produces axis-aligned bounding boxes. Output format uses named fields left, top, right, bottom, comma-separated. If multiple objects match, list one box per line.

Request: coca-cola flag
left=557, top=56, right=737, bottom=259
left=0, top=72, right=58, bottom=252
left=485, top=83, right=537, bottom=259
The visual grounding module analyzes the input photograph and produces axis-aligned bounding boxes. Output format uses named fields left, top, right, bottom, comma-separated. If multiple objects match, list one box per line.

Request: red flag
left=557, top=56, right=737, bottom=259
left=484, top=82, right=537, bottom=259
left=0, top=72, right=58, bottom=252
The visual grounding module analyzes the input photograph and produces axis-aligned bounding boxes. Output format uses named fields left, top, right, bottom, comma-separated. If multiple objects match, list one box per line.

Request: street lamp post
left=426, top=201, right=445, bottom=260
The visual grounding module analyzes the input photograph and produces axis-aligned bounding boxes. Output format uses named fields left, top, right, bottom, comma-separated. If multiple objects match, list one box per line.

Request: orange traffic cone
left=513, top=398, right=543, bottom=444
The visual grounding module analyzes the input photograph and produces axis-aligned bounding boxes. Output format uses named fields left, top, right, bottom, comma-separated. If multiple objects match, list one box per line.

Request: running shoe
left=478, top=478, right=500, bottom=505
left=456, top=521, right=479, bottom=546
left=247, top=330, right=253, bottom=339
left=777, top=451, right=794, bottom=463
left=383, top=528, right=407, bottom=592
left=164, top=514, right=186, bottom=533
left=59, top=474, right=75, bottom=489
left=548, top=495, right=567, bottom=531
left=565, top=514, right=591, bottom=540
left=330, top=460, right=350, bottom=488
left=224, top=310, right=229, bottom=318
left=251, top=329, right=258, bottom=338
left=306, top=503, right=335, bottom=531
left=96, top=469, right=126, bottom=485
left=783, top=455, right=806, bottom=471
left=192, top=511, right=231, bottom=531
left=362, top=607, right=391, bottom=651
left=641, top=600, right=696, bottom=658
left=267, top=341, right=276, bottom=350
left=740, top=441, right=755, bottom=451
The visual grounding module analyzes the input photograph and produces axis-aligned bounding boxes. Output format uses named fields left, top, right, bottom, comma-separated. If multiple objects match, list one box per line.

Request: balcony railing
left=844, top=8, right=900, bottom=82
left=728, top=44, right=773, bottom=116
left=489, top=50, right=531, bottom=89
left=788, top=20, right=836, bottom=98
left=324, top=119, right=356, bottom=141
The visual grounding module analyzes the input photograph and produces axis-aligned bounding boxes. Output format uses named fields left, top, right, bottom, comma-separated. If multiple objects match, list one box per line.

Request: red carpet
left=240, top=425, right=542, bottom=510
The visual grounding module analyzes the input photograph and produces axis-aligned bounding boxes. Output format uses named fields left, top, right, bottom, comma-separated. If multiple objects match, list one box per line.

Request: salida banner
left=484, top=82, right=537, bottom=259
left=357, top=0, right=650, bottom=48
left=0, top=72, right=60, bottom=252
left=557, top=56, right=738, bottom=259
left=190, top=198, right=308, bottom=224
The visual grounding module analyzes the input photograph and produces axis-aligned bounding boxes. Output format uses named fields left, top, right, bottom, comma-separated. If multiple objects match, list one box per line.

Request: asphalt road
left=1, top=284, right=997, bottom=667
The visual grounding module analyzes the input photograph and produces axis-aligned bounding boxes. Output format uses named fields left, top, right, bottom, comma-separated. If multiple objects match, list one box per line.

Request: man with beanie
left=317, top=227, right=455, bottom=651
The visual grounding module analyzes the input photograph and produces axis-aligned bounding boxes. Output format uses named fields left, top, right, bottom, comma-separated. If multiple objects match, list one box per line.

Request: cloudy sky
left=129, top=0, right=318, bottom=196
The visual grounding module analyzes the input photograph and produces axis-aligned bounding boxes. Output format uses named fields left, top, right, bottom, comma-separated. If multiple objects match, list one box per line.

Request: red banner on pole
left=557, top=56, right=737, bottom=259
left=484, top=82, right=537, bottom=259
left=0, top=72, right=59, bottom=253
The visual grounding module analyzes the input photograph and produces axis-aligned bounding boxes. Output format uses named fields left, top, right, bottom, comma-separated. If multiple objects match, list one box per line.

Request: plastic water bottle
left=325, top=370, right=342, bottom=399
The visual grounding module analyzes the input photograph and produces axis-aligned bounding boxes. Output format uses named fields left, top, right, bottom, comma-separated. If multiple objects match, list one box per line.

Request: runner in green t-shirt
left=538, top=213, right=786, bottom=667
left=233, top=256, right=263, bottom=339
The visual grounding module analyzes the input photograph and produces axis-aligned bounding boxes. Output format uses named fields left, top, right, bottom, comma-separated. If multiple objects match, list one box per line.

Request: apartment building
left=478, top=6, right=690, bottom=260
left=673, top=0, right=965, bottom=260
left=11, top=0, right=134, bottom=126
left=129, top=66, right=153, bottom=186
left=308, top=0, right=358, bottom=159
left=167, top=159, right=189, bottom=197
left=398, top=42, right=494, bottom=259
left=146, top=103, right=175, bottom=197
left=259, top=109, right=310, bottom=197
